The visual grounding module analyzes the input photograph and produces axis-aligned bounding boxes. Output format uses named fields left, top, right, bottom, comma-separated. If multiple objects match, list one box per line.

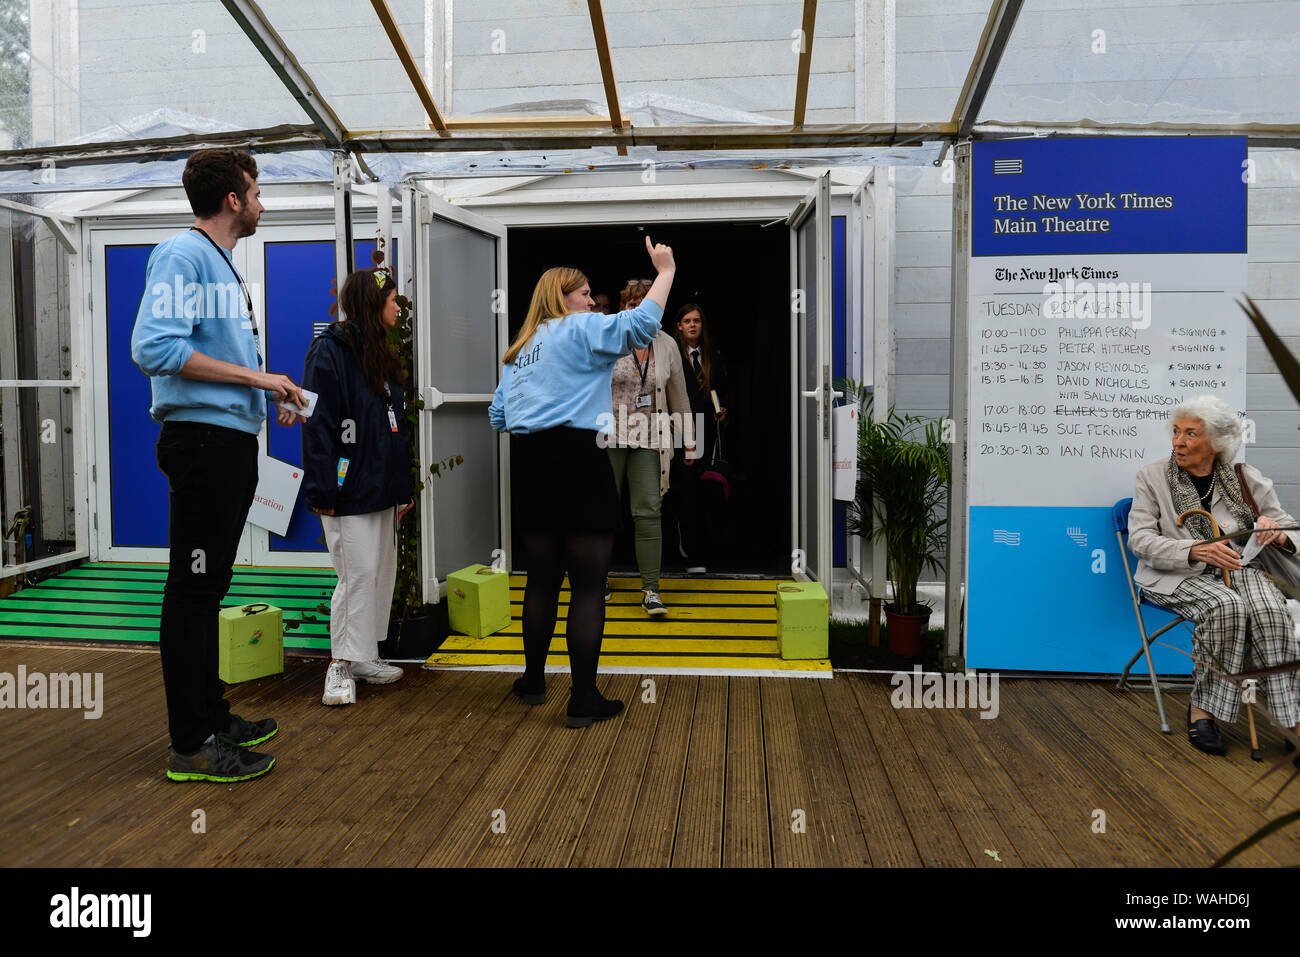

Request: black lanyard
left=632, top=348, right=651, bottom=390
left=190, top=226, right=261, bottom=368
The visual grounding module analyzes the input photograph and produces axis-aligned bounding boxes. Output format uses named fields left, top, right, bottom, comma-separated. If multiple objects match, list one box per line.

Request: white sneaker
left=350, top=658, right=404, bottom=685
left=686, top=566, right=707, bottom=575
left=322, top=661, right=356, bottom=706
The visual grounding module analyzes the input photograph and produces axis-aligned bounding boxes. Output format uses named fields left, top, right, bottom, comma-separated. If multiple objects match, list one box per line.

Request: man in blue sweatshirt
left=131, top=148, right=306, bottom=782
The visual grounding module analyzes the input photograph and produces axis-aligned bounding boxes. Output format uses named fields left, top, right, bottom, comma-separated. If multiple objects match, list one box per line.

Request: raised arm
left=584, top=236, right=677, bottom=359
left=642, top=235, right=675, bottom=311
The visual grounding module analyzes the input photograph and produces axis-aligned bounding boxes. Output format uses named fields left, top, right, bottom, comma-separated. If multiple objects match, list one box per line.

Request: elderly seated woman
left=1130, top=394, right=1300, bottom=757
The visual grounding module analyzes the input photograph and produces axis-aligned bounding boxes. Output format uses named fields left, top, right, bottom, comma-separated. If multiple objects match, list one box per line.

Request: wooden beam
left=370, top=0, right=449, bottom=134
left=445, top=116, right=614, bottom=130
left=793, top=0, right=818, bottom=128
left=586, top=1, right=628, bottom=156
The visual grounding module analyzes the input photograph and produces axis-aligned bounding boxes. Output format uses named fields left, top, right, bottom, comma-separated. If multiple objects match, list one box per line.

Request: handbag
left=1235, top=464, right=1300, bottom=592
left=698, top=425, right=732, bottom=502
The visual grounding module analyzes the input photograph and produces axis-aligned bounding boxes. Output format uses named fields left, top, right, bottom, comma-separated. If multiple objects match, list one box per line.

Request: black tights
left=521, top=531, right=614, bottom=702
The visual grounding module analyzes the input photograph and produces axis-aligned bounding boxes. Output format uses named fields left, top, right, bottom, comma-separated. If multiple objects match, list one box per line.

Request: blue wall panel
left=107, top=237, right=393, bottom=555
left=106, top=244, right=168, bottom=548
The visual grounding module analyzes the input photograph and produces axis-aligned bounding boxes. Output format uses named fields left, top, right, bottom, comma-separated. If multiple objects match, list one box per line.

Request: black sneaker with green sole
left=167, top=736, right=275, bottom=783
left=219, top=713, right=278, bottom=748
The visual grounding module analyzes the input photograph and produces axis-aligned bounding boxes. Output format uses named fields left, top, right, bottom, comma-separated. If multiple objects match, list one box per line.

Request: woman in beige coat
left=1130, top=394, right=1300, bottom=758
left=605, top=278, right=696, bottom=615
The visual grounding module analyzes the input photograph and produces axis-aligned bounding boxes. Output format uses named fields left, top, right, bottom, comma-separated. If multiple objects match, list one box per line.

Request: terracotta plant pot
left=885, top=604, right=931, bottom=658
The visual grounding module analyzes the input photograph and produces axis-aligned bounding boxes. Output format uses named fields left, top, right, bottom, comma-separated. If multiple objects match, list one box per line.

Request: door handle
left=423, top=387, right=495, bottom=410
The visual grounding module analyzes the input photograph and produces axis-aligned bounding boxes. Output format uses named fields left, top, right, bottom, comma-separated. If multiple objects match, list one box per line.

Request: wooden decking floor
left=2, top=643, right=1298, bottom=867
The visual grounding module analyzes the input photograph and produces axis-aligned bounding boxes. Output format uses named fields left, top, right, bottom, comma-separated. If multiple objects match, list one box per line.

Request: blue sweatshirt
left=129, top=230, right=266, bottom=434
left=489, top=300, right=662, bottom=434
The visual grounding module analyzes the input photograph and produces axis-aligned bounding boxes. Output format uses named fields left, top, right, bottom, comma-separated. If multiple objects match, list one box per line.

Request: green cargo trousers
left=606, top=446, right=662, bottom=592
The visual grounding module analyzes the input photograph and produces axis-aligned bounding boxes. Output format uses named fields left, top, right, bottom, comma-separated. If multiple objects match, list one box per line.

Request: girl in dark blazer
left=671, top=303, right=728, bottom=573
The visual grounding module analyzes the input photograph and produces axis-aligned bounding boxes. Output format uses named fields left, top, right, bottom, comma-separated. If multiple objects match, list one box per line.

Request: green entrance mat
left=0, top=562, right=337, bottom=651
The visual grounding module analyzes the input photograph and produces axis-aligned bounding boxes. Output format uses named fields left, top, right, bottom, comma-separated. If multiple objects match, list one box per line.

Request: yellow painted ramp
left=426, top=575, right=832, bottom=678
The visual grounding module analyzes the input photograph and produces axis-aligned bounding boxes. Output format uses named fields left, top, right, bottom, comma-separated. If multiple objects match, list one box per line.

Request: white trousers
left=321, top=508, right=397, bottom=663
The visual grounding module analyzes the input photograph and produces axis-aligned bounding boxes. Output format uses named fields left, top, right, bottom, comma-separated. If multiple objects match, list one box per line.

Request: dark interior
left=505, top=220, right=791, bottom=577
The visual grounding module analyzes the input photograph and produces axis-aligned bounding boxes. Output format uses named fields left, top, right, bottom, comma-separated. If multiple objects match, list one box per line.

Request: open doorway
left=505, top=220, right=792, bottom=576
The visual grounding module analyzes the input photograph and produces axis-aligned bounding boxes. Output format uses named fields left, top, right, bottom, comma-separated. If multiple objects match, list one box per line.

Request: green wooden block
left=218, top=602, right=284, bottom=683
left=775, top=582, right=828, bottom=659
left=447, top=564, right=511, bottom=638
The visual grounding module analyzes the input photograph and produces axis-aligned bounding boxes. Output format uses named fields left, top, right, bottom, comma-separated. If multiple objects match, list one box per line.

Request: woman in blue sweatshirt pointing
left=490, top=236, right=677, bottom=727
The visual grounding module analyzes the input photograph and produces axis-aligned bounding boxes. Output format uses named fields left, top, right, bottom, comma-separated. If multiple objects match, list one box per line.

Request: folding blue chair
left=1113, top=497, right=1195, bottom=734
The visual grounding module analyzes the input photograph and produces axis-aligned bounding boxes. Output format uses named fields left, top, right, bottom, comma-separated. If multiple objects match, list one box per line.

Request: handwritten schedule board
left=965, top=139, right=1247, bottom=673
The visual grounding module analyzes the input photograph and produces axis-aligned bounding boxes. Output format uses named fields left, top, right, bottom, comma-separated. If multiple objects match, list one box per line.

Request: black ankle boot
left=513, top=675, right=546, bottom=706
left=1187, top=704, right=1227, bottom=756
left=566, top=688, right=624, bottom=728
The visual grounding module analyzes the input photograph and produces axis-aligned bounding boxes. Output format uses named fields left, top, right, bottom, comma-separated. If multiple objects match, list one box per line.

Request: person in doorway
left=301, top=267, right=414, bottom=706
left=130, top=148, right=306, bottom=783
left=606, top=280, right=696, bottom=615
left=1129, top=395, right=1300, bottom=758
left=488, top=238, right=675, bottom=727
left=671, top=303, right=729, bottom=574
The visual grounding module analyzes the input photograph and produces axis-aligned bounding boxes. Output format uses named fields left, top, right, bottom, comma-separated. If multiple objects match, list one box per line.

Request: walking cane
left=1176, top=507, right=1263, bottom=761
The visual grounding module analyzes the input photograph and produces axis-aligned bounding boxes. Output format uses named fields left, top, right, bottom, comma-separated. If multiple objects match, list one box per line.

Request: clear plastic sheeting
left=895, top=0, right=993, bottom=123
left=31, top=0, right=312, bottom=148
left=0, top=147, right=335, bottom=196
left=365, top=142, right=944, bottom=180
left=4, top=0, right=1300, bottom=195
left=452, top=0, right=857, bottom=124
left=978, top=0, right=1300, bottom=127
left=463, top=92, right=783, bottom=128
left=0, top=141, right=944, bottom=197
left=257, top=0, right=434, bottom=133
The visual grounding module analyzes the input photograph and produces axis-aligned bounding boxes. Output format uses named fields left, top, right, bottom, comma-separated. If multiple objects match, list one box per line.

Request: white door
left=89, top=226, right=254, bottom=564
left=787, top=173, right=836, bottom=583
left=415, top=190, right=508, bottom=602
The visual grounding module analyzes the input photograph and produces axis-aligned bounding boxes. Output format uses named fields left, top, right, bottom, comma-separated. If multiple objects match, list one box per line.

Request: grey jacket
left=1130, top=459, right=1300, bottom=595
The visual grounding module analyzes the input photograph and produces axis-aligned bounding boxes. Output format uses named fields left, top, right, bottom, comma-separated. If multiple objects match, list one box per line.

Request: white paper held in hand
left=277, top=387, right=318, bottom=418
left=1240, top=531, right=1265, bottom=567
left=248, top=455, right=305, bottom=537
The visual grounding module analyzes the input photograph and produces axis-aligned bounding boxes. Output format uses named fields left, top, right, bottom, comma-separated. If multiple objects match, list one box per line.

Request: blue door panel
left=106, top=244, right=168, bottom=548
left=265, top=239, right=392, bottom=552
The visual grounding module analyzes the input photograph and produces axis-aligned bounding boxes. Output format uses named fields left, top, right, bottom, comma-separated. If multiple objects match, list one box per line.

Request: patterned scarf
left=1165, top=452, right=1256, bottom=542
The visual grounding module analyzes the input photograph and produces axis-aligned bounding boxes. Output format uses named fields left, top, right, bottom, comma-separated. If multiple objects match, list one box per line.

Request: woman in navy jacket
left=302, top=267, right=413, bottom=707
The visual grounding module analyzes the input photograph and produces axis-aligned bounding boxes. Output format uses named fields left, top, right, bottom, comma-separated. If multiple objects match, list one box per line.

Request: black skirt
left=510, top=427, right=619, bottom=535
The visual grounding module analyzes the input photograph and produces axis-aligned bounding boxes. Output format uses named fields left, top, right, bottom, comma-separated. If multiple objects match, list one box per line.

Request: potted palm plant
left=841, top=382, right=950, bottom=657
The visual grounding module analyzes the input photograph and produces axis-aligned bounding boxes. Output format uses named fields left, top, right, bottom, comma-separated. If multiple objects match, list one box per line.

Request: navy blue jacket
left=301, top=324, right=413, bottom=516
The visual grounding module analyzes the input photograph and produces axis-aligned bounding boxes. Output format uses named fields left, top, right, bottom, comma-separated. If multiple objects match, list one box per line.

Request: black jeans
left=155, top=421, right=259, bottom=753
